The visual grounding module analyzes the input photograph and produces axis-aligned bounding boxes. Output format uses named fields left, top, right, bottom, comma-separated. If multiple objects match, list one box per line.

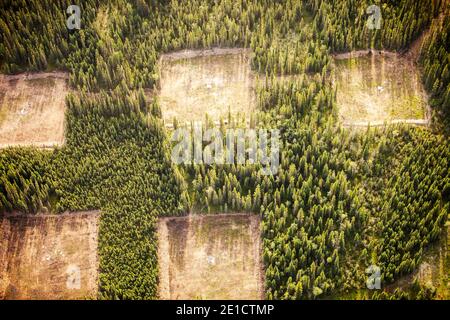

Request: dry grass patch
left=0, top=212, right=99, bottom=300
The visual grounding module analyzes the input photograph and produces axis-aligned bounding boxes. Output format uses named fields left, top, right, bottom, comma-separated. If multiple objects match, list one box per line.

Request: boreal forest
left=0, top=0, right=449, bottom=301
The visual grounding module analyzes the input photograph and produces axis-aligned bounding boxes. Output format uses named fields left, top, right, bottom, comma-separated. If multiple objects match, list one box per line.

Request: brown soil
left=157, top=213, right=264, bottom=300
left=0, top=211, right=99, bottom=300
left=0, top=72, right=68, bottom=148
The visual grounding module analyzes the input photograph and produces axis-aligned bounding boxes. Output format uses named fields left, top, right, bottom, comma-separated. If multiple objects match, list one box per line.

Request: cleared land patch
left=0, top=212, right=99, bottom=300
left=0, top=72, right=68, bottom=148
left=333, top=51, right=428, bottom=126
left=158, top=49, right=255, bottom=125
left=158, top=214, right=263, bottom=300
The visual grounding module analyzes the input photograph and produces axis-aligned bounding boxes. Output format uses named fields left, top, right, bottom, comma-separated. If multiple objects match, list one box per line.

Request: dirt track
left=0, top=212, right=99, bottom=300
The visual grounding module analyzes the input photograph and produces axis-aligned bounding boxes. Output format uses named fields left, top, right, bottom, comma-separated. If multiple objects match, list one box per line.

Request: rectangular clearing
left=333, top=51, right=428, bottom=126
left=0, top=72, right=68, bottom=148
left=158, top=48, right=256, bottom=125
left=0, top=212, right=99, bottom=300
left=158, top=214, right=263, bottom=300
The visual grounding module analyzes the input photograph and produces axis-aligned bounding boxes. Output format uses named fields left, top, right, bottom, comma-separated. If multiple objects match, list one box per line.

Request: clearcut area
left=334, top=52, right=428, bottom=126
left=0, top=212, right=99, bottom=300
left=158, top=214, right=263, bottom=300
left=0, top=72, right=68, bottom=148
left=158, top=49, right=256, bottom=126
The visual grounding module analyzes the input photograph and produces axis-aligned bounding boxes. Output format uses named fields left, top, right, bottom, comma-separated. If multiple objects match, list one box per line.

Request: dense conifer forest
left=0, top=0, right=449, bottom=299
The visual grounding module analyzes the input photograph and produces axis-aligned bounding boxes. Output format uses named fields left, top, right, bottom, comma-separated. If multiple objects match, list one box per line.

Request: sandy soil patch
left=158, top=214, right=264, bottom=300
left=158, top=49, right=256, bottom=126
left=0, top=72, right=68, bottom=148
left=0, top=211, right=99, bottom=300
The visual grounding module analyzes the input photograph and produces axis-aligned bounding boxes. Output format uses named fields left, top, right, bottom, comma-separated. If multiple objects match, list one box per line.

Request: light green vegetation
left=334, top=54, right=428, bottom=123
left=327, top=223, right=450, bottom=300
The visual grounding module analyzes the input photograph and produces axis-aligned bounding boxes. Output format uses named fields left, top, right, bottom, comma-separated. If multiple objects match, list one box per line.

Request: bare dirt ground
left=0, top=211, right=99, bottom=300
left=157, top=48, right=256, bottom=126
left=158, top=213, right=264, bottom=300
left=0, top=72, right=68, bottom=148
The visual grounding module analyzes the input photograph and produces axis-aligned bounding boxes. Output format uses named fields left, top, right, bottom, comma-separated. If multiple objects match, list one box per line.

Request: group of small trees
left=308, top=0, right=442, bottom=52
left=420, top=5, right=450, bottom=134
left=370, top=129, right=449, bottom=283
left=0, top=149, right=53, bottom=213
